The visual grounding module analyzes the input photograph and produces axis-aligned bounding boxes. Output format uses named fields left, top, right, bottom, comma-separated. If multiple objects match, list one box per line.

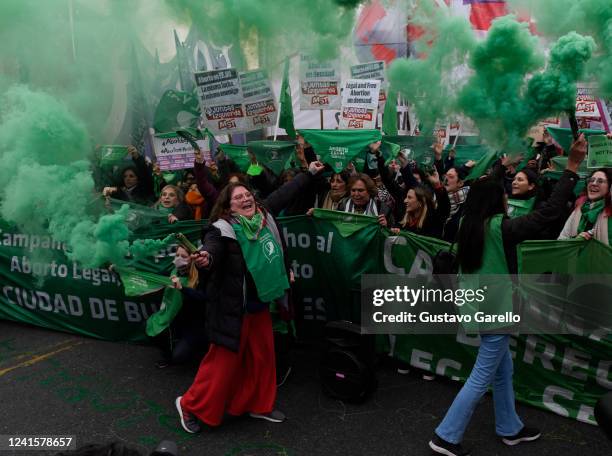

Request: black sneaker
left=277, top=365, right=292, bottom=387
left=501, top=426, right=541, bottom=446
left=175, top=396, right=201, bottom=434
left=429, top=435, right=470, bottom=456
left=249, top=409, right=286, bottom=423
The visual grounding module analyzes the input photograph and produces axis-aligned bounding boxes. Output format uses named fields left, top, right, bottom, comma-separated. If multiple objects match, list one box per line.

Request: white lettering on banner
left=282, top=228, right=333, bottom=254
left=596, top=361, right=612, bottom=389
left=290, top=260, right=313, bottom=279
left=436, top=359, right=462, bottom=381
left=523, top=335, right=555, bottom=371
left=410, top=349, right=433, bottom=372
left=543, top=385, right=572, bottom=418
left=0, top=228, right=68, bottom=252
left=384, top=237, right=406, bottom=275
left=561, top=348, right=591, bottom=381
left=408, top=250, right=433, bottom=277
left=303, top=297, right=326, bottom=321
left=2, top=286, right=84, bottom=316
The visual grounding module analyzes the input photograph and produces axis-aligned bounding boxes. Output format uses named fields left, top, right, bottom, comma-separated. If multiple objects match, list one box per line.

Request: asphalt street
left=1, top=320, right=611, bottom=456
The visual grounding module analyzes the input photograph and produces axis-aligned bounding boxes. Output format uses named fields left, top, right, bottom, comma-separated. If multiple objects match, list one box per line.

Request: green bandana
left=156, top=205, right=174, bottom=216
left=234, top=212, right=264, bottom=240
left=578, top=199, right=606, bottom=233
left=248, top=140, right=296, bottom=175
left=220, top=144, right=251, bottom=172
left=247, top=163, right=264, bottom=176
left=116, top=267, right=186, bottom=337
left=232, top=219, right=289, bottom=303
left=507, top=197, right=535, bottom=218
left=299, top=129, right=382, bottom=173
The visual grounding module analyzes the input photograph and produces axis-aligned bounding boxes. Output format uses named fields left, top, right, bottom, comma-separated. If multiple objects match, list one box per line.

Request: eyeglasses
left=588, top=177, right=608, bottom=185
left=231, top=191, right=253, bottom=202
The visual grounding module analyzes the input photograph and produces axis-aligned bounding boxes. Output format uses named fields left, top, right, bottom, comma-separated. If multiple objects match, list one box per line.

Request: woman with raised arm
left=428, top=134, right=587, bottom=456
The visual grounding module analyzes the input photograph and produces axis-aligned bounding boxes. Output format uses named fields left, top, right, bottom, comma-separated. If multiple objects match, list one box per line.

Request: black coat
left=199, top=172, right=312, bottom=352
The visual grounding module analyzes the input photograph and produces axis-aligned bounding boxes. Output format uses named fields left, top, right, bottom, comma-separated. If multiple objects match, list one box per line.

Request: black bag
left=320, top=320, right=377, bottom=403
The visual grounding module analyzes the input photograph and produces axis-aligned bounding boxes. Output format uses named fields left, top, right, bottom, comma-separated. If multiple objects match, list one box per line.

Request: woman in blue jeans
left=429, top=135, right=587, bottom=456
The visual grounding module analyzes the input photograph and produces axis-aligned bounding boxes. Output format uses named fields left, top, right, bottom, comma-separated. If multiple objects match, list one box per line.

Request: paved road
left=1, top=320, right=611, bottom=456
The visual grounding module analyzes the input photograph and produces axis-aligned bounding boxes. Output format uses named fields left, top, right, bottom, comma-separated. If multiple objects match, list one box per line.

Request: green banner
left=382, top=135, right=435, bottom=167
left=546, top=126, right=605, bottom=155
left=1, top=208, right=611, bottom=425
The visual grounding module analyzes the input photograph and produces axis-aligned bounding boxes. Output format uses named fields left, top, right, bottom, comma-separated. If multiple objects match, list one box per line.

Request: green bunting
left=247, top=140, right=296, bottom=175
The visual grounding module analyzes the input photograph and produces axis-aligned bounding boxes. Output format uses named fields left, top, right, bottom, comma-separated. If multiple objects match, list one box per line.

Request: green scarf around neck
left=234, top=212, right=264, bottom=240
left=232, top=216, right=289, bottom=303
left=578, top=199, right=606, bottom=233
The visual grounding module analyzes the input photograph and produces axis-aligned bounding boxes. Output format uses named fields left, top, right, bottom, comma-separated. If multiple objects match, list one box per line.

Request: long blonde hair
left=401, top=187, right=434, bottom=229
left=176, top=246, right=199, bottom=288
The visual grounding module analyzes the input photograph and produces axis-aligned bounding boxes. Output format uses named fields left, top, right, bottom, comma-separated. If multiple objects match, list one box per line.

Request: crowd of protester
left=92, top=129, right=610, bottom=455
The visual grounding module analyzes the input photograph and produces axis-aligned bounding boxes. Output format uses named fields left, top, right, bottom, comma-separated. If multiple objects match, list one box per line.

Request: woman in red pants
left=175, top=162, right=325, bottom=433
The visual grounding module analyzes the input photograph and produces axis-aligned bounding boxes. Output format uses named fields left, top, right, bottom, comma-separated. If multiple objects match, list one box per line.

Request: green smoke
left=509, top=0, right=612, bottom=98
left=388, top=1, right=476, bottom=133
left=165, top=0, right=362, bottom=62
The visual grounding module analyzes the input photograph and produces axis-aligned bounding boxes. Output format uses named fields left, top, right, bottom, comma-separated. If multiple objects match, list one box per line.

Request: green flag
left=546, top=126, right=605, bottom=155
left=299, top=129, right=382, bottom=173
left=279, top=59, right=296, bottom=139
left=98, top=145, right=128, bottom=167
left=383, top=135, right=435, bottom=167
left=116, top=267, right=173, bottom=296
left=153, top=89, right=201, bottom=133
left=174, top=29, right=194, bottom=93
left=219, top=143, right=251, bottom=172
left=248, top=140, right=296, bottom=175
left=382, top=89, right=398, bottom=136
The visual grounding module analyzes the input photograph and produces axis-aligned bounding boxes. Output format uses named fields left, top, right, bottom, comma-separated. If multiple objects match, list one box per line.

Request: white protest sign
left=350, top=61, right=387, bottom=110
left=338, top=79, right=381, bottom=129
left=299, top=54, right=342, bottom=110
left=153, top=132, right=212, bottom=171
left=239, top=69, right=278, bottom=130
left=195, top=68, right=247, bottom=134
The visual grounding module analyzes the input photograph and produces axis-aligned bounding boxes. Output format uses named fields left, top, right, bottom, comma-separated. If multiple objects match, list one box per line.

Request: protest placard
left=152, top=132, right=211, bottom=171
left=350, top=61, right=386, bottom=110
left=338, top=79, right=381, bottom=130
left=240, top=69, right=278, bottom=130
left=587, top=135, right=612, bottom=168
left=299, top=55, right=342, bottom=110
left=195, top=68, right=247, bottom=134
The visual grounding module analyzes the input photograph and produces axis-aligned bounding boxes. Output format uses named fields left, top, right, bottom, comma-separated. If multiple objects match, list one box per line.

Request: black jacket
left=501, top=170, right=579, bottom=273
left=199, top=172, right=312, bottom=352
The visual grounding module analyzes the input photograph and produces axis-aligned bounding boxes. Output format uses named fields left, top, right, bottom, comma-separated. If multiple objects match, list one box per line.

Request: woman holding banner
left=337, top=173, right=392, bottom=226
left=429, top=135, right=587, bottom=456
left=174, top=161, right=324, bottom=433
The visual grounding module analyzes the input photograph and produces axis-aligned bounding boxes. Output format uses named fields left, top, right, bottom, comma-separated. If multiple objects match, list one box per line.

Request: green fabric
left=232, top=222, right=289, bottom=303
left=459, top=214, right=513, bottom=332
left=247, top=163, right=264, bottom=176
left=383, top=135, right=435, bottom=167
left=546, top=126, right=605, bottom=155
left=443, top=143, right=491, bottom=168
left=464, top=147, right=500, bottom=181
left=279, top=59, right=296, bottom=139
left=248, top=140, right=296, bottom=175
left=156, top=205, right=174, bottom=216
left=98, top=145, right=128, bottom=167
left=507, top=197, right=535, bottom=218
left=299, top=129, right=382, bottom=173
left=116, top=267, right=187, bottom=338
left=380, top=141, right=401, bottom=165
left=220, top=144, right=251, bottom=172
left=382, top=89, right=398, bottom=136
left=234, top=212, right=264, bottom=240
left=577, top=199, right=606, bottom=233
left=153, top=89, right=200, bottom=133
left=313, top=208, right=378, bottom=237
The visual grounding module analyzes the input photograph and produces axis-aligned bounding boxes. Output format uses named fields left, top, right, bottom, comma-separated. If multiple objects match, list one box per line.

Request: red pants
left=180, top=309, right=276, bottom=426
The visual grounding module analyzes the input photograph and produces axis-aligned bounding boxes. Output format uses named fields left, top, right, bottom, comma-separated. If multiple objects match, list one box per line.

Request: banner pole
left=320, top=110, right=324, bottom=130
left=452, top=126, right=462, bottom=148
left=273, top=102, right=282, bottom=140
